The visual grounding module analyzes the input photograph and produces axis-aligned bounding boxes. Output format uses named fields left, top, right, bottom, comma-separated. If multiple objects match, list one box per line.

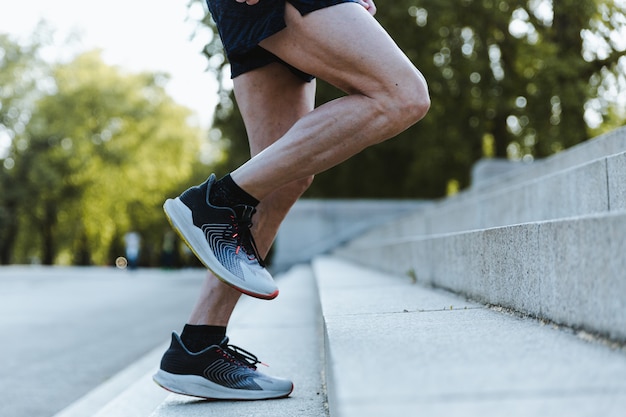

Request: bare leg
left=231, top=2, right=430, bottom=200
left=187, top=63, right=315, bottom=326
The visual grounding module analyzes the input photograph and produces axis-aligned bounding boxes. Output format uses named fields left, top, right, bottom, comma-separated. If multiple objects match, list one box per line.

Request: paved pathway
left=0, top=266, right=205, bottom=417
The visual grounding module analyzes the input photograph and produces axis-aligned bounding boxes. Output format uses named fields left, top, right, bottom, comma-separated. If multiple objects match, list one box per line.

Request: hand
left=357, top=0, right=377, bottom=16
left=234, top=0, right=376, bottom=14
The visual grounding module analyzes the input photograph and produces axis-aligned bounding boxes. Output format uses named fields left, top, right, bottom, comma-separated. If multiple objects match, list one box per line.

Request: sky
left=0, top=0, right=218, bottom=129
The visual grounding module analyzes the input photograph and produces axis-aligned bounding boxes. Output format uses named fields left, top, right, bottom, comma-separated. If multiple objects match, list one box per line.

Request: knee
left=403, top=79, right=431, bottom=125
left=380, top=71, right=430, bottom=133
left=392, top=74, right=430, bottom=130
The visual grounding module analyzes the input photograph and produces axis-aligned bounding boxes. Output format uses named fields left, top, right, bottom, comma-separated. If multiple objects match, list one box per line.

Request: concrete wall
left=271, top=199, right=429, bottom=272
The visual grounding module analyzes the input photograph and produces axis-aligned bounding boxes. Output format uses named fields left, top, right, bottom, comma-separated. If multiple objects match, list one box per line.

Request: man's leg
left=154, top=63, right=314, bottom=400
left=231, top=2, right=430, bottom=200
left=162, top=1, right=429, bottom=298
left=187, top=62, right=315, bottom=327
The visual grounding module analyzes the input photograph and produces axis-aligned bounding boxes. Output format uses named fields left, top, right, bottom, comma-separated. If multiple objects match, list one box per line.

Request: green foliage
left=1, top=34, right=209, bottom=265
left=0, top=32, right=49, bottom=263
left=192, top=0, right=626, bottom=198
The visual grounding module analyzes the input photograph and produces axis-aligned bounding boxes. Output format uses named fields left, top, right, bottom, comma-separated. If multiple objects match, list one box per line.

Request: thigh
left=259, top=2, right=425, bottom=97
left=233, top=62, right=316, bottom=156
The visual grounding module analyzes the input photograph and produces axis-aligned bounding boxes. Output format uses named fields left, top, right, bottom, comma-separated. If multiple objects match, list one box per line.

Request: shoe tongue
left=232, top=204, right=255, bottom=221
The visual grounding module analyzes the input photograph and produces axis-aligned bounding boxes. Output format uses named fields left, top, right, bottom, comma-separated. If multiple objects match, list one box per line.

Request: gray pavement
left=0, top=266, right=206, bottom=417
left=313, top=256, right=626, bottom=417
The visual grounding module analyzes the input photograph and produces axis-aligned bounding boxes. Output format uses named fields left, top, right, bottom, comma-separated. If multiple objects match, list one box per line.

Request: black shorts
left=205, top=0, right=358, bottom=81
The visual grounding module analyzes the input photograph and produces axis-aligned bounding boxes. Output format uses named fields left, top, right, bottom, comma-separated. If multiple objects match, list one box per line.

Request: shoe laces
left=229, top=205, right=266, bottom=267
left=219, top=343, right=268, bottom=370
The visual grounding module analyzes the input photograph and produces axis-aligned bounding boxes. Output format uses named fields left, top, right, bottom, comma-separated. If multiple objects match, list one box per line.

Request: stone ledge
left=335, top=211, right=626, bottom=342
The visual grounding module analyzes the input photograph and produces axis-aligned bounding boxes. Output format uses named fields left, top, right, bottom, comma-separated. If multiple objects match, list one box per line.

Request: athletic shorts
left=205, top=0, right=359, bottom=80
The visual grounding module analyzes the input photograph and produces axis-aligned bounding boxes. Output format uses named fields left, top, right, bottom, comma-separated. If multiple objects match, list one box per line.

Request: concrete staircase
left=53, top=128, right=626, bottom=416
left=335, top=126, right=626, bottom=342
left=314, top=256, right=626, bottom=417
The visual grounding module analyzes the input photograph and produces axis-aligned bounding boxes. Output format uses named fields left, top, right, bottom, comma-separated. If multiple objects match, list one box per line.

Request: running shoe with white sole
left=163, top=174, right=278, bottom=300
left=153, top=333, right=293, bottom=400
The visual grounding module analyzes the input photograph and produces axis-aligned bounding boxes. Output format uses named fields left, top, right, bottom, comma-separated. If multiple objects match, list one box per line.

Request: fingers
left=357, top=0, right=377, bottom=15
left=235, top=0, right=375, bottom=13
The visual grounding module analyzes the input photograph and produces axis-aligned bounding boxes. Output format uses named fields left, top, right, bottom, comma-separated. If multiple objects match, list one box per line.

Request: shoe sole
left=163, top=198, right=279, bottom=300
left=153, top=370, right=293, bottom=401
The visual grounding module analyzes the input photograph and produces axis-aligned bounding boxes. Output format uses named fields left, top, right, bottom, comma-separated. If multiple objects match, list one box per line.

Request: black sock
left=210, top=174, right=259, bottom=208
left=180, top=324, right=227, bottom=353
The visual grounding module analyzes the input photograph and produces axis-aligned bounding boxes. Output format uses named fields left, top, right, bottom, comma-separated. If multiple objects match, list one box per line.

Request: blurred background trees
left=0, top=33, right=210, bottom=265
left=1, top=0, right=625, bottom=265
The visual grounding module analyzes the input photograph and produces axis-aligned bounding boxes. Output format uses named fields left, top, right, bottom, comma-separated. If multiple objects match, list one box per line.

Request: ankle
left=209, top=174, right=259, bottom=208
left=180, top=324, right=227, bottom=353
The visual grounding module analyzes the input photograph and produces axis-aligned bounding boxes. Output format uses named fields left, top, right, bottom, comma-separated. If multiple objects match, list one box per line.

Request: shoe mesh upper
left=179, top=175, right=266, bottom=281
left=160, top=334, right=269, bottom=391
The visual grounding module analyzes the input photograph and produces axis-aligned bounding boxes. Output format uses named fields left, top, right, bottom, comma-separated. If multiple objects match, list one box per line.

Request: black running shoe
left=153, top=333, right=293, bottom=400
left=163, top=174, right=278, bottom=299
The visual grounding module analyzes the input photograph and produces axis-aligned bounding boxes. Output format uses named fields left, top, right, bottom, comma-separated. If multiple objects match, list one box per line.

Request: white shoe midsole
left=153, top=370, right=291, bottom=400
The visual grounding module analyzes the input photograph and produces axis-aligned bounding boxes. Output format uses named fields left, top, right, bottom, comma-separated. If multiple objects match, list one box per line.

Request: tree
left=3, top=48, right=207, bottom=265
left=0, top=31, right=51, bottom=263
left=192, top=0, right=626, bottom=198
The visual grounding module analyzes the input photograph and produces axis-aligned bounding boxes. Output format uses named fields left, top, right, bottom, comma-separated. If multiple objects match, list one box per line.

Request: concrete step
left=472, top=126, right=626, bottom=193
left=359, top=148, right=626, bottom=240
left=313, top=256, right=626, bottom=417
left=53, top=264, right=327, bottom=417
left=336, top=211, right=626, bottom=342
